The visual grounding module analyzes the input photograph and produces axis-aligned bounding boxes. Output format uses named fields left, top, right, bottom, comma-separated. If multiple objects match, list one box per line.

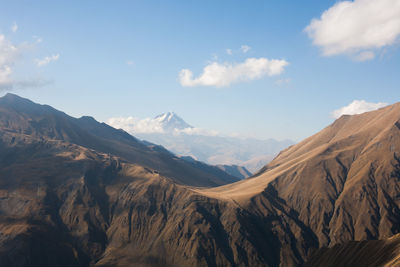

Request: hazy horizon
left=1, top=2, right=400, bottom=266
left=1, top=1, right=399, bottom=141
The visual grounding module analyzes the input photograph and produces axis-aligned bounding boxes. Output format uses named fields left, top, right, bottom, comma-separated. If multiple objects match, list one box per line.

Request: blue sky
left=0, top=0, right=399, bottom=141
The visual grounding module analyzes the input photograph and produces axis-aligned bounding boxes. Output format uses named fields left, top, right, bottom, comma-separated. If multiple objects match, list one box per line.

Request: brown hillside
left=0, top=93, right=238, bottom=187
left=1, top=95, right=400, bottom=266
left=199, top=103, right=400, bottom=245
left=304, top=234, right=400, bottom=267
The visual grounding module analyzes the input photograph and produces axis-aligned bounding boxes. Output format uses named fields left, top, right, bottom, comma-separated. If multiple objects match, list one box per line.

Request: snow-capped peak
left=154, top=112, right=193, bottom=131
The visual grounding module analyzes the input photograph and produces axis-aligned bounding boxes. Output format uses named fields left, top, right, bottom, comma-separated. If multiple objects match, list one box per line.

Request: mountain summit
left=1, top=95, right=400, bottom=266
left=113, top=111, right=293, bottom=173
left=153, top=111, right=193, bottom=132
left=0, top=94, right=237, bottom=187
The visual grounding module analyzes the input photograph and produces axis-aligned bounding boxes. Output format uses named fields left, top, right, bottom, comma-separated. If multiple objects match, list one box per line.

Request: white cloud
left=179, top=57, right=289, bottom=88
left=226, top=45, right=251, bottom=55
left=0, top=34, right=20, bottom=89
left=0, top=66, right=12, bottom=89
left=126, top=60, right=134, bottom=66
left=35, top=54, right=59, bottom=67
left=332, top=100, right=388, bottom=118
left=0, top=33, right=53, bottom=91
left=11, top=22, right=18, bottom=33
left=241, top=45, right=251, bottom=53
left=107, top=116, right=164, bottom=134
left=107, top=116, right=218, bottom=136
left=305, top=0, right=400, bottom=60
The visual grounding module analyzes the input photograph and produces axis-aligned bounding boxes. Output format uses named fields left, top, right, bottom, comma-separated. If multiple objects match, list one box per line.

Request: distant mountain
left=109, top=112, right=294, bottom=173
left=153, top=111, right=193, bottom=132
left=0, top=93, right=238, bottom=187
left=3, top=94, right=400, bottom=267
left=216, top=164, right=252, bottom=179
left=179, top=155, right=252, bottom=179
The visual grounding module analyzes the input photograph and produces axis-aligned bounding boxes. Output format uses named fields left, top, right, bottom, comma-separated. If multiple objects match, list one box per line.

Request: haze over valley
left=2, top=93, right=400, bottom=267
left=108, top=112, right=293, bottom=174
left=1, top=1, right=400, bottom=266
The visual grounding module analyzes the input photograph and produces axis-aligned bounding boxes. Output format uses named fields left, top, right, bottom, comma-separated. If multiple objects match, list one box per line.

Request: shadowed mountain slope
left=196, top=102, right=400, bottom=261
left=216, top=164, right=252, bottom=179
left=0, top=127, right=303, bottom=266
left=304, top=234, right=400, bottom=267
left=1, top=95, right=400, bottom=267
left=0, top=94, right=238, bottom=187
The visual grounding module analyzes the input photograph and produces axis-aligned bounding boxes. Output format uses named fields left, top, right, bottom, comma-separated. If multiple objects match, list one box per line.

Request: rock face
left=1, top=94, right=400, bottom=267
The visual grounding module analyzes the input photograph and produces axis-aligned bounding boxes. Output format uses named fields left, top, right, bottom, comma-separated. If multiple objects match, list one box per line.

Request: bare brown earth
left=304, top=234, right=400, bottom=267
left=1, top=94, right=400, bottom=267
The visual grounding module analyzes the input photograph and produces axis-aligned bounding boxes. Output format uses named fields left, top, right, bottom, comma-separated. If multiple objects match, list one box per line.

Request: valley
left=1, top=94, right=400, bottom=266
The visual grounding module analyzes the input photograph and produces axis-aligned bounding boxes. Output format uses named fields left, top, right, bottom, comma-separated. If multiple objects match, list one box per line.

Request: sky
left=0, top=0, right=399, bottom=141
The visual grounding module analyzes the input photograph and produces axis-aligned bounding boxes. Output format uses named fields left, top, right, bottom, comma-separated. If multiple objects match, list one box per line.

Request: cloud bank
left=305, top=0, right=400, bottom=60
left=332, top=100, right=388, bottom=118
left=108, top=117, right=164, bottom=134
left=0, top=32, right=52, bottom=91
left=0, top=34, right=20, bottom=89
left=107, top=116, right=218, bottom=136
left=179, top=57, right=289, bottom=88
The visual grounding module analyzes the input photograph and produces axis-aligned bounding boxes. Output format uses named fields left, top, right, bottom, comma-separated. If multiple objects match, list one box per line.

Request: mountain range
left=108, top=112, right=293, bottom=173
left=0, top=94, right=239, bottom=188
left=1, top=94, right=400, bottom=266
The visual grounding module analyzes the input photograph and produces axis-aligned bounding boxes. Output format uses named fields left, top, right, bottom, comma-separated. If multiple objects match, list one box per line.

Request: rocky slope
left=1, top=94, right=400, bottom=267
left=304, top=234, right=400, bottom=267
left=197, top=102, right=400, bottom=264
left=0, top=128, right=300, bottom=266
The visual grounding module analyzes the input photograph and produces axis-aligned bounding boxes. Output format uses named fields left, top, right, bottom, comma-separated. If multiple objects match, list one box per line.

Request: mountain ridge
left=1, top=95, right=400, bottom=266
left=0, top=93, right=239, bottom=187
